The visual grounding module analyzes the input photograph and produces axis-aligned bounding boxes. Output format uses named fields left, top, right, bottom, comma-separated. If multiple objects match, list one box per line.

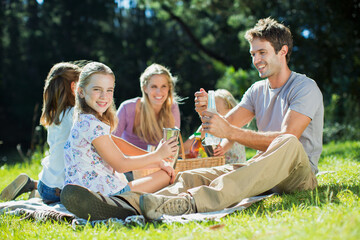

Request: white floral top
left=64, top=114, right=127, bottom=196
left=225, top=142, right=246, bottom=164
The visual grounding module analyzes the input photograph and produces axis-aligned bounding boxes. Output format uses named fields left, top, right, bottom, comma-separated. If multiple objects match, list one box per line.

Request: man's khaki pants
left=119, top=134, right=318, bottom=213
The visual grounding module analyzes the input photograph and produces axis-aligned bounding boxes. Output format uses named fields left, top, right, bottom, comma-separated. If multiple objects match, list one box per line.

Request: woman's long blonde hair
left=134, top=63, right=179, bottom=144
left=75, top=62, right=118, bottom=132
left=40, top=62, right=81, bottom=127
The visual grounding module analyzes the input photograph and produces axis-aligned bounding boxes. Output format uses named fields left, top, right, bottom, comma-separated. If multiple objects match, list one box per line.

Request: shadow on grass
left=139, top=182, right=360, bottom=228
left=242, top=182, right=360, bottom=216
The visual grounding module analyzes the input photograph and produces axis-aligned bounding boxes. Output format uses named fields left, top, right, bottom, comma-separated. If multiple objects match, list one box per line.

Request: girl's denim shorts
left=37, top=180, right=61, bottom=203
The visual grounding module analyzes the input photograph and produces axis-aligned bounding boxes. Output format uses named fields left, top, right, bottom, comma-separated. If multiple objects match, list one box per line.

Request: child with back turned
left=0, top=62, right=80, bottom=203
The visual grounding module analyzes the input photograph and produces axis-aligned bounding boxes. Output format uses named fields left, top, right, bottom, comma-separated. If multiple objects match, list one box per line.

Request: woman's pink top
left=113, top=97, right=180, bottom=150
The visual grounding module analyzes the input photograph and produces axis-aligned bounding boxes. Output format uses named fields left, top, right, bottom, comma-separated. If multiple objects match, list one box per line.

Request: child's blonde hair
left=215, top=89, right=238, bottom=110
left=75, top=62, right=118, bottom=132
left=40, top=62, right=81, bottom=127
left=134, top=63, right=179, bottom=144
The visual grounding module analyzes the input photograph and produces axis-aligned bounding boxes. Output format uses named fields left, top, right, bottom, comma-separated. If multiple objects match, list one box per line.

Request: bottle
left=204, top=90, right=221, bottom=146
left=189, top=132, right=208, bottom=158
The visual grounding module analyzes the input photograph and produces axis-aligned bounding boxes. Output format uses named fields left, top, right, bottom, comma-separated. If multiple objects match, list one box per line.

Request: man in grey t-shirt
left=138, top=17, right=324, bottom=220
left=59, top=18, right=324, bottom=221
left=238, top=71, right=323, bottom=173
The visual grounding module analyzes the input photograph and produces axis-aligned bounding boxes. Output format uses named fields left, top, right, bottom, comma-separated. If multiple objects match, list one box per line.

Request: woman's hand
left=159, top=160, right=176, bottom=184
left=156, top=136, right=179, bottom=161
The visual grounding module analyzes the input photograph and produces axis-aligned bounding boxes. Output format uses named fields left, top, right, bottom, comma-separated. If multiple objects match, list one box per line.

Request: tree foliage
left=0, top=0, right=359, bottom=157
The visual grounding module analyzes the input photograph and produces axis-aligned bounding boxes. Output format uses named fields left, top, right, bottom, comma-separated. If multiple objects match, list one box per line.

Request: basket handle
left=178, top=133, right=186, bottom=160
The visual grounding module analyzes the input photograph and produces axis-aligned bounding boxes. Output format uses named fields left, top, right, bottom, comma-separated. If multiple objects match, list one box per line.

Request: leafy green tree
left=140, top=0, right=360, bottom=139
left=1, top=0, right=359, bottom=161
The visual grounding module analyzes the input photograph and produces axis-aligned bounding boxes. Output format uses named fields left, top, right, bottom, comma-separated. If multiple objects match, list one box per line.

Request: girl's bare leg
left=129, top=170, right=171, bottom=193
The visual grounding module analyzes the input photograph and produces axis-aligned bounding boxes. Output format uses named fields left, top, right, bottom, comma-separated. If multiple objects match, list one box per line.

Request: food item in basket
left=188, top=132, right=208, bottom=158
left=203, top=144, right=215, bottom=157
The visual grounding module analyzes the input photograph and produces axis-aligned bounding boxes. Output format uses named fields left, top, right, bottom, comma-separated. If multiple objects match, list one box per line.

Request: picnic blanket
left=0, top=194, right=275, bottom=228
left=0, top=171, right=334, bottom=228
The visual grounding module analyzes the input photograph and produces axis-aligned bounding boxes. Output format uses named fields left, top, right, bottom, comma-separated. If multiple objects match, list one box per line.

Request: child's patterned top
left=64, top=114, right=127, bottom=196
left=225, top=142, right=247, bottom=164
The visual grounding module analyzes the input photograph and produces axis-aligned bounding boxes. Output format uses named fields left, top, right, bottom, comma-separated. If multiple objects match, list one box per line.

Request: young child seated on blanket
left=63, top=61, right=178, bottom=197
left=184, top=89, right=246, bottom=163
left=0, top=62, right=81, bottom=203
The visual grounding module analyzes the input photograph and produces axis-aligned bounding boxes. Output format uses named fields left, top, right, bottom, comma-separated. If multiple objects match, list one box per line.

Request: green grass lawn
left=1, top=141, right=359, bottom=239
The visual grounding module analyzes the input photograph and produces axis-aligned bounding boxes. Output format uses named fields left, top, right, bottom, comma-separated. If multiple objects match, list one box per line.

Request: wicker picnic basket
left=133, top=134, right=225, bottom=179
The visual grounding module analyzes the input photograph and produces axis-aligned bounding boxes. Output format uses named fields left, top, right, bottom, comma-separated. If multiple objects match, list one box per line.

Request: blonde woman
left=113, top=64, right=180, bottom=150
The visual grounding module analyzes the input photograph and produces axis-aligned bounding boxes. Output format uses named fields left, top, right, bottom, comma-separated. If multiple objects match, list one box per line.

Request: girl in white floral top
left=64, top=62, right=178, bottom=197
left=213, top=89, right=246, bottom=163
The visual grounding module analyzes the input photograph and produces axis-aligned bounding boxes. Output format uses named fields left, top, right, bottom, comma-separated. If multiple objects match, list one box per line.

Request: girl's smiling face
left=144, top=74, right=170, bottom=109
left=79, top=73, right=115, bottom=116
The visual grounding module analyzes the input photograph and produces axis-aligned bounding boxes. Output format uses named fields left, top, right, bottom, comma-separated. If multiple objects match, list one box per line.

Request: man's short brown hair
left=245, top=17, right=293, bottom=63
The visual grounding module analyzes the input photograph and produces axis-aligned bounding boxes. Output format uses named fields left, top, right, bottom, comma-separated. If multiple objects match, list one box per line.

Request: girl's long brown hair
left=75, top=62, right=118, bottom=132
left=40, top=62, right=81, bottom=127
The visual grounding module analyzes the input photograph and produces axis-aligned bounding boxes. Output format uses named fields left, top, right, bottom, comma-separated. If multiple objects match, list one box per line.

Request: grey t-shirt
left=239, top=71, right=324, bottom=173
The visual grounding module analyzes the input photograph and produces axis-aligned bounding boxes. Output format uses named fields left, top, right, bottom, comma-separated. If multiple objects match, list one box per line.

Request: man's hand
left=201, top=110, right=232, bottom=139
left=194, top=88, right=208, bottom=117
